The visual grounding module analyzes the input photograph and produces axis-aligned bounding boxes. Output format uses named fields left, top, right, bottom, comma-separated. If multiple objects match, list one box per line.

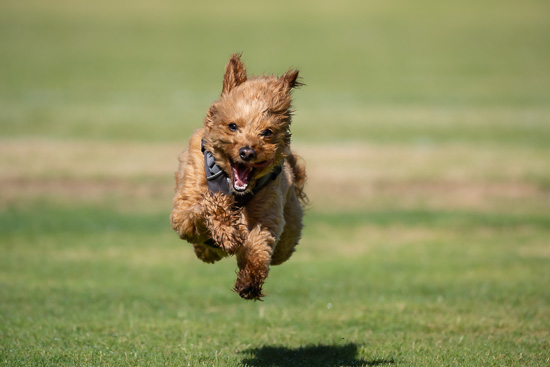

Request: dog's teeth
left=234, top=183, right=248, bottom=191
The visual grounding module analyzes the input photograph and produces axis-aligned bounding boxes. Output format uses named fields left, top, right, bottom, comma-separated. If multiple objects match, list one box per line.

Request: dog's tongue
left=232, top=163, right=252, bottom=191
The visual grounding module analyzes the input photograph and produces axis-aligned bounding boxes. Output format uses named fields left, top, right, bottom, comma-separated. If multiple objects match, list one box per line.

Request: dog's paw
left=170, top=203, right=208, bottom=242
left=192, top=243, right=225, bottom=263
left=234, top=267, right=266, bottom=301
left=234, top=283, right=264, bottom=301
left=210, top=226, right=244, bottom=254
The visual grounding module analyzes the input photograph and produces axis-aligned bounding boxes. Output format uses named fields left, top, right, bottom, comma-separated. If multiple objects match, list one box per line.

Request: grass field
left=1, top=0, right=550, bottom=366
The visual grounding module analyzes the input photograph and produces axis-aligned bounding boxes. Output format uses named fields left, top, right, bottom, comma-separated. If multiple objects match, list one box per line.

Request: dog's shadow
left=240, top=343, right=394, bottom=367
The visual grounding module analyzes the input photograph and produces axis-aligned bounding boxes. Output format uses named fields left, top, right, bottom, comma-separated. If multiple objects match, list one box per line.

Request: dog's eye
left=228, top=123, right=238, bottom=132
left=260, top=129, right=273, bottom=137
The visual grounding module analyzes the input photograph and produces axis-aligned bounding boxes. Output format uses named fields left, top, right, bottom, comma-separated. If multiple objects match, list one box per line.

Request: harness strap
left=202, top=142, right=232, bottom=196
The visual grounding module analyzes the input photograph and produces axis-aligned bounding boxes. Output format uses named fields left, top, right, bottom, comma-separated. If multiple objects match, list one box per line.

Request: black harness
left=201, top=139, right=282, bottom=207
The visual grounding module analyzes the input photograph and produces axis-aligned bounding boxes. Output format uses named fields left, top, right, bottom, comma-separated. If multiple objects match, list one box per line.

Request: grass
left=1, top=205, right=549, bottom=366
left=1, top=0, right=550, bottom=366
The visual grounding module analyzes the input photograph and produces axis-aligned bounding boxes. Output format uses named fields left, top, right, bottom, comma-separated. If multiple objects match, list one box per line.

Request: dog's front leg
left=171, top=195, right=225, bottom=263
left=202, top=192, right=246, bottom=254
left=171, top=192, right=243, bottom=263
left=234, top=226, right=275, bottom=300
left=171, top=195, right=208, bottom=244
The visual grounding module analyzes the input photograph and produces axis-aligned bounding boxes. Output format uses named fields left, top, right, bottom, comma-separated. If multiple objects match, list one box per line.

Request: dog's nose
left=239, top=147, right=256, bottom=161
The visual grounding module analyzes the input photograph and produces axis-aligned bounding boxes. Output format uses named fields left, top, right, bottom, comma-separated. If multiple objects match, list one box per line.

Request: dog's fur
left=170, top=54, right=306, bottom=300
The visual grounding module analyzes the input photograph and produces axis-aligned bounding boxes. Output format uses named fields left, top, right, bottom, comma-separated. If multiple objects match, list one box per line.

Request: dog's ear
left=204, top=104, right=217, bottom=131
left=279, top=69, right=302, bottom=92
left=222, top=54, right=247, bottom=95
left=267, top=69, right=302, bottom=125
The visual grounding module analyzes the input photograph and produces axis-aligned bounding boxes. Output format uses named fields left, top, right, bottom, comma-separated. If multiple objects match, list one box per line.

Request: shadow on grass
left=240, top=343, right=394, bottom=367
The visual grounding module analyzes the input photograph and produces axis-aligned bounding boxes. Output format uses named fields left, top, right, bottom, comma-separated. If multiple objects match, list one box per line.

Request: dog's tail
left=287, top=152, right=308, bottom=206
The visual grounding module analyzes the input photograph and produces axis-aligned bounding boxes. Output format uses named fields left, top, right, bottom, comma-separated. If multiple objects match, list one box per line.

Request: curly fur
left=170, top=54, right=306, bottom=300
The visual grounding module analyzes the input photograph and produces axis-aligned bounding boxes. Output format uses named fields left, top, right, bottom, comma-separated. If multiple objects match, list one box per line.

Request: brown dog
left=170, top=54, right=306, bottom=300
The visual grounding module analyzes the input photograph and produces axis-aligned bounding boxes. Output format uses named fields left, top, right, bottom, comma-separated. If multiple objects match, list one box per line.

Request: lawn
left=1, top=0, right=549, bottom=366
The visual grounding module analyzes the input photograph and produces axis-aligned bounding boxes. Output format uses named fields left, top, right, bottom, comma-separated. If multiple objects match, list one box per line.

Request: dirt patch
left=1, top=139, right=548, bottom=212
left=1, top=177, right=173, bottom=211
left=299, top=143, right=549, bottom=212
left=0, top=138, right=182, bottom=179
left=0, top=139, right=182, bottom=210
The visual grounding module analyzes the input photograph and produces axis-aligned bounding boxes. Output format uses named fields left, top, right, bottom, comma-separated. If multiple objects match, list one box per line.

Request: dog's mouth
left=230, top=160, right=271, bottom=192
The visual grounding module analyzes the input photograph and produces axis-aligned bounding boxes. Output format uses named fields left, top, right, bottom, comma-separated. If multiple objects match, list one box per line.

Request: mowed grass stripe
left=306, top=210, right=550, bottom=230
left=2, top=206, right=549, bottom=238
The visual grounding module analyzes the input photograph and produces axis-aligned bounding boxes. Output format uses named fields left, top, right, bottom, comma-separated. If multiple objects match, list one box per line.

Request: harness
left=201, top=139, right=282, bottom=249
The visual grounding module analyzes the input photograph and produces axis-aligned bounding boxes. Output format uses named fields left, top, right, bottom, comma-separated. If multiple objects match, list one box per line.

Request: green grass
left=1, top=0, right=550, bottom=366
left=1, top=206, right=549, bottom=366
left=1, top=0, right=549, bottom=144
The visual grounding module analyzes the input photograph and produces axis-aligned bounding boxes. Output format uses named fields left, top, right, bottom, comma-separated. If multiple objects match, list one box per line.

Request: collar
left=201, top=139, right=282, bottom=207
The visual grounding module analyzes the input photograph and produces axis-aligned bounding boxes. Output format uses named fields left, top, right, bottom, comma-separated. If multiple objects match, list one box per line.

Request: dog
left=170, top=54, right=307, bottom=300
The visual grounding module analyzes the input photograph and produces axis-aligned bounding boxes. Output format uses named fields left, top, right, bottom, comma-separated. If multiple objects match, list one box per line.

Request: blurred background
left=1, top=0, right=549, bottom=365
left=2, top=0, right=549, bottom=212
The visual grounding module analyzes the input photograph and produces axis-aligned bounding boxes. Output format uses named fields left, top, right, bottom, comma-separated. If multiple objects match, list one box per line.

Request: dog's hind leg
left=271, top=190, right=303, bottom=266
left=234, top=226, right=274, bottom=300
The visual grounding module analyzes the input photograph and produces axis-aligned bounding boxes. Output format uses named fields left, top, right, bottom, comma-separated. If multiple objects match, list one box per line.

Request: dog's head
left=203, top=54, right=302, bottom=195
